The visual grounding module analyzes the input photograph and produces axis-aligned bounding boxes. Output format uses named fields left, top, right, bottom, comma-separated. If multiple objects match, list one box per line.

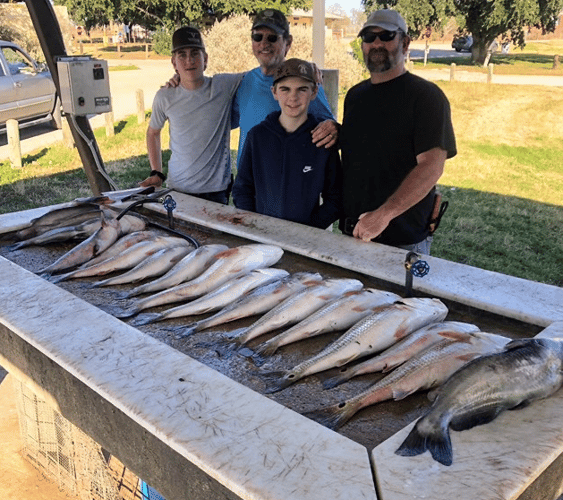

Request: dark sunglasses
left=361, top=30, right=399, bottom=43
left=251, top=33, right=281, bottom=43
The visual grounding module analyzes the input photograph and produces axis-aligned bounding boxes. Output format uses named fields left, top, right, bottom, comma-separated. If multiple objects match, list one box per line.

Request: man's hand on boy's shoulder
left=311, top=120, right=339, bottom=149
left=163, top=72, right=181, bottom=88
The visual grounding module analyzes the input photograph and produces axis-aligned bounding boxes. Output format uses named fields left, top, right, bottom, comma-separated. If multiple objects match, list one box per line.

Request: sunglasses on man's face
left=361, top=30, right=399, bottom=43
left=251, top=33, right=281, bottom=43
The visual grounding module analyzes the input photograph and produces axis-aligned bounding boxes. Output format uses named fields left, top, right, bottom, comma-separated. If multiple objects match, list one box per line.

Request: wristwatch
left=150, top=170, right=166, bottom=181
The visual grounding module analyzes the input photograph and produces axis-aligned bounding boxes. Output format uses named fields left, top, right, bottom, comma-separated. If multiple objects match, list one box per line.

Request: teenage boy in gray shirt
left=139, top=26, right=243, bottom=204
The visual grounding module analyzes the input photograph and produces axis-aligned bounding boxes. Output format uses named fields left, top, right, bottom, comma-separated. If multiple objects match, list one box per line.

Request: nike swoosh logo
left=303, top=166, right=313, bottom=173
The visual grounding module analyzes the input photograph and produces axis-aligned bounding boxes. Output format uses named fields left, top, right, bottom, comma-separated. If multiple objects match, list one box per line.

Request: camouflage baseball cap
left=273, top=58, right=316, bottom=85
left=252, top=9, right=290, bottom=36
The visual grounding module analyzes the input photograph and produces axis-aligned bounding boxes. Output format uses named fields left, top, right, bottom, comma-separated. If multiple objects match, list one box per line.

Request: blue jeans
left=398, top=236, right=433, bottom=255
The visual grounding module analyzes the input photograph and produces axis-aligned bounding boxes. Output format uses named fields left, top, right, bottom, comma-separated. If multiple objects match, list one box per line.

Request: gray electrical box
left=57, top=57, right=112, bottom=116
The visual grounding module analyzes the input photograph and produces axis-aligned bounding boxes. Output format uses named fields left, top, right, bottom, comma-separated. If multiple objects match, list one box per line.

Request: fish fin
left=381, top=363, right=397, bottom=373
left=130, top=313, right=162, bottom=327
left=427, top=388, right=440, bottom=402
left=509, top=400, right=531, bottom=411
left=395, top=419, right=453, bottom=466
left=302, top=401, right=360, bottom=430
left=450, top=406, right=504, bottom=432
left=392, top=388, right=417, bottom=401
left=438, top=331, right=473, bottom=343
left=502, top=338, right=537, bottom=351
left=456, top=353, right=478, bottom=362
left=261, top=371, right=295, bottom=394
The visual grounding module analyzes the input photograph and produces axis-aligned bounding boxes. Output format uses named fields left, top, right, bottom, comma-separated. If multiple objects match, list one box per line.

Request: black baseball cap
left=172, top=26, right=205, bottom=52
left=252, top=9, right=290, bottom=36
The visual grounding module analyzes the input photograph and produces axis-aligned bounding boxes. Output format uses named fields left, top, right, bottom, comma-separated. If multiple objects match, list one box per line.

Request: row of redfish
left=7, top=204, right=563, bottom=468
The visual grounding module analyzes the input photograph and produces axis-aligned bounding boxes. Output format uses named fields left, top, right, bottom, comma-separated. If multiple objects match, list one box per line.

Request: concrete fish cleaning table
left=0, top=192, right=562, bottom=500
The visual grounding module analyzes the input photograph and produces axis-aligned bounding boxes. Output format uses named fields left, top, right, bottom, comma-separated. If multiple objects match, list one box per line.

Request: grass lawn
left=1, top=59, right=562, bottom=287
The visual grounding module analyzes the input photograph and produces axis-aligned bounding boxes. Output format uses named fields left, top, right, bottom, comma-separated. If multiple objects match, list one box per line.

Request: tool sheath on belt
left=428, top=192, right=448, bottom=235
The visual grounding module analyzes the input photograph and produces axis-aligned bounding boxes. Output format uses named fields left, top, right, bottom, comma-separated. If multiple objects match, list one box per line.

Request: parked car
left=452, top=35, right=473, bottom=52
left=0, top=40, right=62, bottom=132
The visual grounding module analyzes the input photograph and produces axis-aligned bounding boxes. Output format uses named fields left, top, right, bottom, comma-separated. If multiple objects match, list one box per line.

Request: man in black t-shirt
left=339, top=9, right=456, bottom=253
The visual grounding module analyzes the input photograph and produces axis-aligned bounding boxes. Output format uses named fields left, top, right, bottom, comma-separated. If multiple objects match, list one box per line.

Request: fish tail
left=226, top=327, right=248, bottom=341
left=49, top=272, right=72, bottom=284
left=7, top=241, right=25, bottom=251
left=173, top=324, right=198, bottom=339
left=254, top=340, right=278, bottom=357
left=322, top=371, right=352, bottom=390
left=262, top=371, right=296, bottom=394
left=395, top=419, right=453, bottom=466
left=303, top=400, right=362, bottom=430
left=130, top=313, right=162, bottom=327
left=111, top=306, right=140, bottom=319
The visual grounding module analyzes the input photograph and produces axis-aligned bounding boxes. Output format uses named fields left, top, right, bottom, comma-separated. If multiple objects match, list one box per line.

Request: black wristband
left=150, top=170, right=166, bottom=181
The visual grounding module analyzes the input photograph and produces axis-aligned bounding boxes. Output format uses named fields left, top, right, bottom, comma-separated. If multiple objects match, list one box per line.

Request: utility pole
left=24, top=0, right=115, bottom=195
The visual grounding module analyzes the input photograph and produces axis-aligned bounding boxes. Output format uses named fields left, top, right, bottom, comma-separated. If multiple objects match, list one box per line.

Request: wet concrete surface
left=0, top=213, right=541, bottom=452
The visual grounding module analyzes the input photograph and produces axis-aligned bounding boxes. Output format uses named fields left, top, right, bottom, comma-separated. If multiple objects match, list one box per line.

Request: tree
left=362, top=0, right=563, bottom=64
left=452, top=0, right=563, bottom=63
left=53, top=0, right=115, bottom=31
left=55, top=0, right=311, bottom=33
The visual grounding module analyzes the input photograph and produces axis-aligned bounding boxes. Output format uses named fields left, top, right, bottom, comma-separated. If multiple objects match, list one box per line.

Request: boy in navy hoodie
left=232, top=58, right=343, bottom=229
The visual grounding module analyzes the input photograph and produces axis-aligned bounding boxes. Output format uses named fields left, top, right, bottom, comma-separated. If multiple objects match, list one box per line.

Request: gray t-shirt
left=149, top=73, right=244, bottom=194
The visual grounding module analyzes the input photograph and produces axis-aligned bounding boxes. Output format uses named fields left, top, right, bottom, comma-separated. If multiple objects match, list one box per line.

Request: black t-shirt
left=339, top=72, right=456, bottom=246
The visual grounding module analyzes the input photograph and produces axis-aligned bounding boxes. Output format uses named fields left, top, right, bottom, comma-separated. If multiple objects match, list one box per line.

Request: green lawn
left=1, top=75, right=562, bottom=287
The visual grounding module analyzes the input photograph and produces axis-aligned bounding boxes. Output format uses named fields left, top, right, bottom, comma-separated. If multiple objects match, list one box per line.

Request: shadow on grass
left=428, top=53, right=559, bottom=68
left=433, top=185, right=563, bottom=287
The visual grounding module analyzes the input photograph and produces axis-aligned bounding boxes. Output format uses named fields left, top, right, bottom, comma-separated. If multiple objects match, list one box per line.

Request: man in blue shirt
left=231, top=9, right=339, bottom=164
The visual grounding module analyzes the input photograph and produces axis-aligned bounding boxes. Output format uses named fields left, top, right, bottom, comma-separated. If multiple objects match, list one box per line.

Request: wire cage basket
left=13, top=379, right=145, bottom=500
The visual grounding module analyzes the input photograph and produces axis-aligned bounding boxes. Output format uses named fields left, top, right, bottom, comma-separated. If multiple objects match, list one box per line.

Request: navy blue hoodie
left=232, top=111, right=343, bottom=229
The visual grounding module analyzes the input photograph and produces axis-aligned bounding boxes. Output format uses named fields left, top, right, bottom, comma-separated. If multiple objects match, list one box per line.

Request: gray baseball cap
left=359, top=9, right=408, bottom=36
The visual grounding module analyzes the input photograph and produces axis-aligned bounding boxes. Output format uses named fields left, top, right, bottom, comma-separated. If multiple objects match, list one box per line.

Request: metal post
left=23, top=0, right=114, bottom=195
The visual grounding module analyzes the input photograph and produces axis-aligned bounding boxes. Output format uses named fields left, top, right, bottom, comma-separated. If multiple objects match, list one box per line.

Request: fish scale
left=306, top=331, right=511, bottom=430
left=133, top=268, right=290, bottom=326
left=255, top=288, right=401, bottom=356
left=124, top=244, right=228, bottom=298
left=113, top=244, right=284, bottom=318
left=234, top=278, right=364, bottom=345
left=323, top=321, right=481, bottom=389
left=175, top=272, right=323, bottom=338
left=263, top=297, right=449, bottom=393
